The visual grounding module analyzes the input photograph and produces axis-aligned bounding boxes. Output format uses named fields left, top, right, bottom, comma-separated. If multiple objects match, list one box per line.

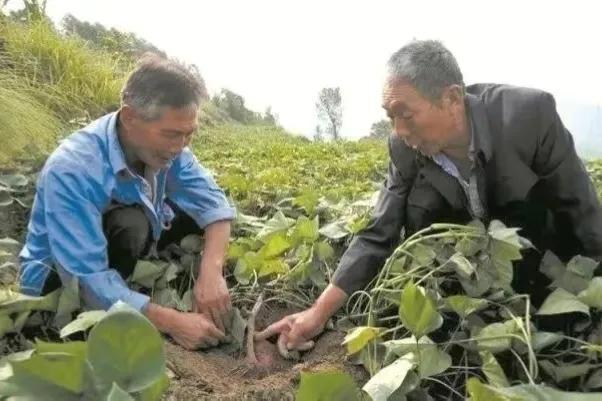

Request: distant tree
left=316, top=87, right=342, bottom=140
left=61, top=14, right=167, bottom=59
left=313, top=125, right=323, bottom=141
left=369, top=119, right=392, bottom=139
left=263, top=106, right=277, bottom=125
left=212, top=88, right=261, bottom=124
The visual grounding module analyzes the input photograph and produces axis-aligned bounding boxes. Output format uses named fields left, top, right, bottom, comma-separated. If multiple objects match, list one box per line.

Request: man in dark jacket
left=257, top=39, right=602, bottom=350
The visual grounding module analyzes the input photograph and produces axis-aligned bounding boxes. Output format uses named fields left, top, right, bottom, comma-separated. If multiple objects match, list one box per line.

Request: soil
left=163, top=304, right=368, bottom=401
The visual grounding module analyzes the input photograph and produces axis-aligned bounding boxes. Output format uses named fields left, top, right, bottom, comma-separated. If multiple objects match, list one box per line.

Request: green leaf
left=450, top=252, right=475, bottom=279
left=444, top=295, right=487, bottom=319
left=54, top=277, right=81, bottom=328
left=398, top=282, right=443, bottom=339
left=0, top=238, right=20, bottom=254
left=413, top=345, right=452, bottom=378
left=455, top=236, right=485, bottom=257
left=0, top=174, right=28, bottom=188
left=106, top=383, right=135, bottom=401
left=540, top=251, right=565, bottom=281
left=233, top=251, right=261, bottom=284
left=566, top=255, right=598, bottom=279
left=221, top=307, right=246, bottom=353
left=293, top=191, right=320, bottom=215
left=291, top=216, right=320, bottom=244
left=258, top=258, right=288, bottom=278
left=315, top=241, right=335, bottom=261
left=60, top=310, right=107, bottom=338
left=539, top=360, right=595, bottom=383
left=137, top=373, right=170, bottom=401
left=152, top=288, right=181, bottom=309
left=362, top=355, right=416, bottom=401
left=459, top=269, right=494, bottom=297
left=180, top=234, right=203, bottom=253
left=531, top=332, right=563, bottom=351
left=10, top=343, right=87, bottom=394
left=295, top=370, right=362, bottom=401
left=537, top=288, right=590, bottom=316
left=410, top=243, right=436, bottom=267
left=578, top=277, right=602, bottom=309
left=258, top=234, right=291, bottom=259
left=475, top=319, right=522, bottom=354
left=131, top=260, right=168, bottom=288
left=466, top=378, right=513, bottom=401
left=318, top=221, right=349, bottom=240
left=258, top=211, right=295, bottom=240
left=342, top=326, right=382, bottom=355
left=87, top=302, right=165, bottom=393
left=480, top=351, right=510, bottom=387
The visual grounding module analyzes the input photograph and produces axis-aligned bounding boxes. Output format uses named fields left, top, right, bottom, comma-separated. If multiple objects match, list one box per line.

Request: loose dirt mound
left=164, top=305, right=367, bottom=401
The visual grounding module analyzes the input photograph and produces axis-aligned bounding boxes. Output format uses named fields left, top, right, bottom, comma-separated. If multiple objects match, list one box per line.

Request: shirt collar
left=106, top=112, right=130, bottom=177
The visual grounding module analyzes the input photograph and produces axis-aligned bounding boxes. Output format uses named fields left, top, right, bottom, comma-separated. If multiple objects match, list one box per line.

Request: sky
left=9, top=0, right=602, bottom=139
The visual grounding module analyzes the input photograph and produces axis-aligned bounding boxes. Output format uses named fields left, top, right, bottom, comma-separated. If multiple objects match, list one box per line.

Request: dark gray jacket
left=333, top=83, right=602, bottom=295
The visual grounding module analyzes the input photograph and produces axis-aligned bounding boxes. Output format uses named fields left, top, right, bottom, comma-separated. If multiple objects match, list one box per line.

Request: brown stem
left=245, top=292, right=264, bottom=365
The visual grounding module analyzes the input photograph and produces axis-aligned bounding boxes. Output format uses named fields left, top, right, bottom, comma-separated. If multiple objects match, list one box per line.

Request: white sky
left=10, top=0, right=602, bottom=139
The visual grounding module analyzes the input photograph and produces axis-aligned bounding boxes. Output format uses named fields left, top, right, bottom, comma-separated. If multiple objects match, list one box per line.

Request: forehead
left=156, top=106, right=199, bottom=129
left=381, top=78, right=425, bottom=109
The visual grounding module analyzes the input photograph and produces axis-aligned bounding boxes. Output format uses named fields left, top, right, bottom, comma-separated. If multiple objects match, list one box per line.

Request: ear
left=120, top=105, right=137, bottom=124
left=442, top=85, right=464, bottom=107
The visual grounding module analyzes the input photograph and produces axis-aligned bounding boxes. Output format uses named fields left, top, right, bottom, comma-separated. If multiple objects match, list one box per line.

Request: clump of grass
left=0, top=71, right=61, bottom=167
left=0, top=19, right=125, bottom=119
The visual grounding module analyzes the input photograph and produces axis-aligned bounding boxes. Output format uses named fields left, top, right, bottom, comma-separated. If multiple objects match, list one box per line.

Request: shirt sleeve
left=532, top=92, right=602, bottom=262
left=166, top=148, right=236, bottom=229
left=332, top=145, right=413, bottom=295
left=43, top=164, right=150, bottom=312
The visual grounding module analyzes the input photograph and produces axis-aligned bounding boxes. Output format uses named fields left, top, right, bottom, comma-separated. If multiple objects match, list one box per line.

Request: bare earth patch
left=163, top=305, right=367, bottom=401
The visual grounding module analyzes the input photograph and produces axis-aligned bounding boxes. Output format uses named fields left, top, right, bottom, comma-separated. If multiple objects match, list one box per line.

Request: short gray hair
left=121, top=53, right=208, bottom=120
left=387, top=40, right=464, bottom=102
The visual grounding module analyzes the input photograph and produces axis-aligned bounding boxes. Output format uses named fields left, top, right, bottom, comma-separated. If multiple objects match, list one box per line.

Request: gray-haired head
left=121, top=53, right=208, bottom=120
left=387, top=40, right=464, bottom=102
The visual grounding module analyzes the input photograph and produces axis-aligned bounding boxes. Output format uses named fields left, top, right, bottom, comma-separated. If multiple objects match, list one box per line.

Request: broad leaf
left=540, top=251, right=565, bottom=281
left=578, top=277, right=602, bottom=309
left=295, top=370, right=362, bottom=401
left=475, top=319, right=522, bottom=354
left=343, top=326, right=382, bottom=355
left=0, top=174, right=28, bottom=188
left=318, top=221, right=349, bottom=240
left=450, top=252, right=475, bottom=279
left=315, top=241, right=335, bottom=261
left=539, top=360, right=595, bottom=383
left=131, top=261, right=168, bottom=288
left=468, top=377, right=602, bottom=400
left=137, top=373, right=170, bottom=401
left=180, top=234, right=203, bottom=253
left=54, top=277, right=81, bottom=328
left=480, top=351, right=509, bottom=387
left=87, top=302, right=165, bottom=393
left=444, top=295, right=487, bottom=319
left=410, top=243, right=436, bottom=267
left=362, top=355, right=416, bottom=401
left=60, top=310, right=107, bottom=338
left=291, top=216, right=320, bottom=244
left=566, top=255, right=598, bottom=279
left=258, top=234, right=291, bottom=259
left=106, top=383, right=135, bottom=401
left=398, top=282, right=443, bottom=339
left=537, top=288, right=590, bottom=316
left=257, top=211, right=295, bottom=240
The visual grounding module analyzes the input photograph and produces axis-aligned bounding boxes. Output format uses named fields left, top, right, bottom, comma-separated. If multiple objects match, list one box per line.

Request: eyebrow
left=161, top=127, right=198, bottom=135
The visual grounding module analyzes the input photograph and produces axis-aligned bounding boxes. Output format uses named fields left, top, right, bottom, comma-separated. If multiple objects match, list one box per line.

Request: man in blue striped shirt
left=19, top=54, right=235, bottom=350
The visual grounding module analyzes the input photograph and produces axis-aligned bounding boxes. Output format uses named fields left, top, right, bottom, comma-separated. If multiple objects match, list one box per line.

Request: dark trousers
left=42, top=202, right=201, bottom=294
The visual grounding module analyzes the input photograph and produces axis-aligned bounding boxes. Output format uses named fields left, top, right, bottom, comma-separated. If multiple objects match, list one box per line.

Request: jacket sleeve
left=532, top=92, right=602, bottom=262
left=332, top=137, right=414, bottom=295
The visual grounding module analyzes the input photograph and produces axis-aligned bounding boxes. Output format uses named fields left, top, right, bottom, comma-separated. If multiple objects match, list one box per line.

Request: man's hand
left=194, top=272, right=231, bottom=332
left=255, top=284, right=348, bottom=353
left=255, top=306, right=327, bottom=351
left=144, top=303, right=225, bottom=350
left=170, top=312, right=225, bottom=350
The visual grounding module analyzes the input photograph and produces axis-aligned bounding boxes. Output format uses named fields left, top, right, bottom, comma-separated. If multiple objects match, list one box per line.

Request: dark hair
left=121, top=53, right=208, bottom=120
left=387, top=40, right=464, bottom=101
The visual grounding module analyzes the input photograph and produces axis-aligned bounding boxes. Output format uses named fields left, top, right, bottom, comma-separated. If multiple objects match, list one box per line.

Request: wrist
left=144, top=302, right=178, bottom=334
left=312, top=284, right=348, bottom=323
